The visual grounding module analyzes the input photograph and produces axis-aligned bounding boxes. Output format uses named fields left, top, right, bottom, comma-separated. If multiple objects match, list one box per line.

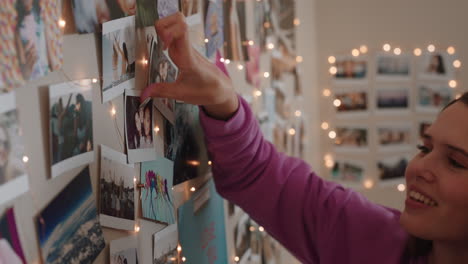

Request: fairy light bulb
left=264, top=72, right=270, bottom=78
left=328, top=131, right=337, bottom=139
left=177, top=245, right=182, bottom=252
left=333, top=99, right=341, bottom=107
left=58, top=19, right=66, bottom=28
left=295, top=110, right=302, bottom=117
left=267, top=43, right=275, bottom=50
left=414, top=48, right=422, bottom=56
left=293, top=18, right=300, bottom=26
left=383, top=44, right=391, bottom=52
left=234, top=256, right=240, bottom=262
left=321, top=122, right=329, bottom=130
left=182, top=257, right=187, bottom=262
left=324, top=154, right=333, bottom=161
left=447, top=46, right=456, bottom=55
left=220, top=58, right=225, bottom=63
left=133, top=177, right=137, bottom=183
left=225, top=59, right=231, bottom=65
left=208, top=161, right=212, bottom=166
left=453, top=60, right=462, bottom=68
left=154, top=126, right=160, bottom=133
left=249, top=226, right=256, bottom=232
left=329, top=66, right=338, bottom=75
left=254, top=90, right=262, bottom=97
left=296, top=56, right=303, bottom=63
left=360, top=45, right=368, bottom=54
left=289, top=128, right=296, bottom=136
left=449, top=80, right=457, bottom=88
left=142, top=58, right=148, bottom=65
left=135, top=226, right=140, bottom=232
left=351, top=49, right=360, bottom=57
left=248, top=40, right=254, bottom=46
left=237, top=64, right=244, bottom=70
left=427, top=44, right=435, bottom=53
left=328, top=56, right=336, bottom=64
left=397, top=184, right=406, bottom=192
left=22, top=156, right=29, bottom=163
left=92, top=78, right=98, bottom=83
left=259, top=226, right=265, bottom=232
left=364, top=179, right=374, bottom=189
left=110, top=107, right=116, bottom=117
left=190, top=187, right=196, bottom=192
left=322, top=89, right=331, bottom=97
left=393, top=48, right=402, bottom=55
left=204, top=38, right=209, bottom=43
left=264, top=21, right=271, bottom=28
left=325, top=159, right=334, bottom=168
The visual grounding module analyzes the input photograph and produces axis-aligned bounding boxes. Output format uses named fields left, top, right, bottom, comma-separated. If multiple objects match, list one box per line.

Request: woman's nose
left=413, top=154, right=437, bottom=183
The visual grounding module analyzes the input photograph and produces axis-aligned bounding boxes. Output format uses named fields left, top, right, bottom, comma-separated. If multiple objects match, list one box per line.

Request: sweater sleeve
left=199, top=96, right=410, bottom=263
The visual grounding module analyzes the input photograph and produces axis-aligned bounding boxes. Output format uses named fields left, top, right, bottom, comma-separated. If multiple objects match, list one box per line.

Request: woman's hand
left=141, top=12, right=239, bottom=120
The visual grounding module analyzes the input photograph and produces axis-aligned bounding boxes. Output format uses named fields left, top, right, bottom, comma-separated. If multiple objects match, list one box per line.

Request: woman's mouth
left=408, top=190, right=438, bottom=207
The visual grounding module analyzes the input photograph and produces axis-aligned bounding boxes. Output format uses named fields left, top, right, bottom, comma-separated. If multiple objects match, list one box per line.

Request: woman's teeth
left=409, top=190, right=438, bottom=207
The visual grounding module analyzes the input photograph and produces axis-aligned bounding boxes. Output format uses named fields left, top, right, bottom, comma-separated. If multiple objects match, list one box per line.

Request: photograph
left=172, top=102, right=210, bottom=186
left=0, top=208, right=26, bottom=264
left=35, top=166, right=105, bottom=264
left=377, top=123, right=412, bottom=151
left=335, top=90, right=368, bottom=114
left=330, top=160, right=365, bottom=184
left=102, top=16, right=136, bottom=103
left=71, top=0, right=136, bottom=33
left=110, top=235, right=138, bottom=264
left=376, top=54, right=411, bottom=80
left=234, top=214, right=252, bottom=264
left=0, top=92, right=28, bottom=205
left=153, top=224, right=178, bottom=264
left=332, top=56, right=367, bottom=83
left=140, top=157, right=175, bottom=224
left=246, top=45, right=261, bottom=88
left=136, top=0, right=158, bottom=27
left=223, top=0, right=245, bottom=61
left=178, top=179, right=228, bottom=264
left=49, top=80, right=94, bottom=178
left=154, top=107, right=177, bottom=161
left=1, top=0, right=62, bottom=88
left=417, top=52, right=454, bottom=81
left=148, top=37, right=178, bottom=87
left=333, top=126, right=368, bottom=151
left=378, top=156, right=410, bottom=181
left=99, top=145, right=135, bottom=231
left=272, top=0, right=296, bottom=50
left=125, top=89, right=157, bottom=163
left=375, top=86, right=410, bottom=112
left=181, top=0, right=200, bottom=18
left=416, top=83, right=454, bottom=112
left=157, top=0, right=179, bottom=19
left=204, top=0, right=224, bottom=58
left=273, top=123, right=286, bottom=153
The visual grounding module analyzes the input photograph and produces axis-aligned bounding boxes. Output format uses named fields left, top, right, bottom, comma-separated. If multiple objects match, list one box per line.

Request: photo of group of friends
left=333, top=57, right=367, bottom=81
left=377, top=124, right=412, bottom=150
left=334, top=127, right=368, bottom=149
left=330, top=160, right=364, bottom=184
left=110, top=236, right=138, bottom=264
left=49, top=80, right=94, bottom=178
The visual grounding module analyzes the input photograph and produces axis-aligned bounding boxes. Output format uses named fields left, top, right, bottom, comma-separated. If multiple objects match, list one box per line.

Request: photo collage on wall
left=327, top=47, right=460, bottom=186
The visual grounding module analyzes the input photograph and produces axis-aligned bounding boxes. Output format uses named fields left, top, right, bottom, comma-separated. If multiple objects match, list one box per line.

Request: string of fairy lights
left=322, top=43, right=463, bottom=193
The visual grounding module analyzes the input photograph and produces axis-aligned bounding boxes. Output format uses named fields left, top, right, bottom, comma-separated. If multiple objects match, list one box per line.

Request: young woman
left=142, top=13, right=468, bottom=264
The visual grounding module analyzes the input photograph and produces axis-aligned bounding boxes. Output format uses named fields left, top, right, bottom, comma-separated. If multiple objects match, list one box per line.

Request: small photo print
left=204, top=0, right=224, bottom=58
left=416, top=83, right=454, bottom=112
left=154, top=107, right=177, bottom=161
left=332, top=56, right=367, bottom=83
left=246, top=45, right=261, bottom=88
left=375, top=86, right=410, bottom=112
left=125, top=90, right=157, bottom=163
left=181, top=0, right=200, bottom=17
left=102, top=16, right=136, bottom=103
left=376, top=54, right=411, bottom=80
left=49, top=80, right=94, bottom=178
left=158, top=0, right=179, bottom=19
left=378, top=156, right=410, bottom=181
left=0, top=208, right=26, bottom=264
left=417, top=52, right=454, bottom=81
left=330, top=160, right=364, bottom=184
left=36, top=167, right=105, bottom=264
left=334, top=126, right=368, bottom=151
left=335, top=90, right=368, bottom=115
left=376, top=123, right=412, bottom=151
left=110, top=235, right=138, bottom=264
left=153, top=224, right=178, bottom=264
left=140, top=157, right=175, bottom=224
left=0, top=92, right=28, bottom=205
left=148, top=38, right=178, bottom=86
left=99, top=145, right=135, bottom=231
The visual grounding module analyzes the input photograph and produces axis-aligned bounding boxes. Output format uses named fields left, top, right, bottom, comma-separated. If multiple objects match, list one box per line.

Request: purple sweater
left=200, top=96, right=428, bottom=263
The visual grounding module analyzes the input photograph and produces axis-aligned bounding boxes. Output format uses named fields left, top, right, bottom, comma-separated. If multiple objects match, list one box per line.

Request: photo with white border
left=110, top=235, right=138, bottom=264
left=153, top=224, right=178, bottom=264
left=376, top=122, right=412, bottom=152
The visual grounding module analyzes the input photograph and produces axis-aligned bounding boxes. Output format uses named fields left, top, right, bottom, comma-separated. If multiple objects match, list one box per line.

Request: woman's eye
left=449, top=158, right=466, bottom=169
left=417, top=144, right=430, bottom=154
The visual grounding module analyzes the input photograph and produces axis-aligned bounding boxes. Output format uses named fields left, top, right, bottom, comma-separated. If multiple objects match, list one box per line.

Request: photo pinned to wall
left=330, top=159, right=365, bottom=185
left=270, top=0, right=296, bottom=50
left=417, top=52, right=455, bottom=81
left=110, top=235, right=138, bottom=264
left=153, top=224, right=178, bottom=264
left=334, top=88, right=369, bottom=117
left=0, top=0, right=63, bottom=89
left=223, top=0, right=248, bottom=61
left=377, top=155, right=410, bottom=182
left=0, top=92, right=28, bottom=205
left=376, top=122, right=412, bottom=152
left=375, top=53, right=412, bottom=81
left=234, top=213, right=252, bottom=264
left=375, top=86, right=410, bottom=114
left=271, top=40, right=297, bottom=81
left=181, top=0, right=201, bottom=23
left=246, top=44, right=261, bottom=88
left=49, top=80, right=94, bottom=178
left=71, top=0, right=136, bottom=33
left=125, top=89, right=157, bottom=163
left=0, top=208, right=26, bottom=264
left=153, top=106, right=176, bottom=161
left=252, top=0, right=267, bottom=51
left=148, top=35, right=178, bottom=87
left=99, top=145, right=135, bottom=231
left=333, top=125, right=368, bottom=153
left=332, top=56, right=368, bottom=85
left=178, top=179, right=228, bottom=264
left=172, top=102, right=210, bottom=186
left=204, top=0, right=224, bottom=58
left=102, top=16, right=136, bottom=103
left=273, top=83, right=288, bottom=120
left=140, top=157, right=175, bottom=224
left=273, top=120, right=286, bottom=153
left=35, top=166, right=105, bottom=264
left=416, top=83, right=454, bottom=113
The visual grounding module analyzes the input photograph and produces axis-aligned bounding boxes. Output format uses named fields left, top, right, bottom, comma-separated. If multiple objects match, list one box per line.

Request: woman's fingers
left=141, top=82, right=181, bottom=102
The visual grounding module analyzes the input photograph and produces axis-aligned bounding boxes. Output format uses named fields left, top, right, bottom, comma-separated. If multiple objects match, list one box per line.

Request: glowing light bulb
left=295, top=110, right=302, bottom=117
left=322, top=89, right=331, bottom=97
left=449, top=80, right=457, bottom=88
left=447, top=46, right=456, bottom=55
left=225, top=59, right=231, bottom=64
left=182, top=257, right=186, bottom=262
left=267, top=43, right=275, bottom=50
left=135, top=226, right=140, bottom=232
left=187, top=160, right=200, bottom=166
left=190, top=187, right=196, bottom=192
left=204, top=38, right=209, bottom=43
left=264, top=22, right=271, bottom=28
left=58, top=19, right=66, bottom=28
left=264, top=72, right=270, bottom=78
left=328, top=56, right=336, bottom=64
left=427, top=44, right=435, bottom=53
left=220, top=58, right=225, bottom=63
left=249, top=226, right=256, bottom=232
left=208, top=161, right=212, bottom=166
left=360, top=45, right=368, bottom=54
left=413, top=48, right=422, bottom=56
left=154, top=126, right=160, bottom=133
left=321, top=122, right=329, bottom=130
left=92, top=78, right=98, bottom=83
left=22, top=156, right=29, bottom=163
left=351, top=49, right=360, bottom=57
left=296, top=56, right=303, bottom=63
left=364, top=179, right=374, bottom=189
left=383, top=44, right=391, bottom=52
left=333, top=99, right=341, bottom=107
left=133, top=178, right=136, bottom=183
left=248, top=40, right=254, bottom=46
left=393, top=48, right=402, bottom=55
left=324, top=154, right=333, bottom=161
left=111, top=107, right=116, bottom=117
left=288, top=128, right=296, bottom=135
left=142, top=58, right=148, bottom=65
left=397, top=184, right=406, bottom=192
left=177, top=245, right=182, bottom=252
left=328, top=131, right=337, bottom=139
left=234, top=256, right=240, bottom=262
left=237, top=64, right=244, bottom=70
left=453, top=60, right=462, bottom=68
left=254, top=90, right=262, bottom=97
left=325, top=159, right=334, bottom=168
left=259, top=226, right=265, bottom=232
left=294, top=18, right=300, bottom=26
left=329, top=66, right=337, bottom=75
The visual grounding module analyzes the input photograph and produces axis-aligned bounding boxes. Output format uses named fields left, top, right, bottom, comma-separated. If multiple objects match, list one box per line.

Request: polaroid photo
left=234, top=213, right=252, bottom=264
left=0, top=92, right=28, bottom=205
left=416, top=83, right=454, bottom=113
left=154, top=106, right=177, bottom=161
left=153, top=224, right=178, bottom=264
left=332, top=56, right=368, bottom=85
left=71, top=0, right=136, bottom=33
left=333, top=125, right=369, bottom=153
left=148, top=37, right=178, bottom=86
left=0, top=208, right=26, bottom=264
left=376, top=122, right=412, bottom=152
left=102, top=16, right=136, bottom=103
left=377, top=155, right=410, bottom=182
left=334, top=88, right=369, bottom=118
left=36, top=166, right=105, bottom=264
left=330, top=159, right=366, bottom=186
left=49, top=80, right=94, bottom=178
left=417, top=52, right=455, bottom=81
left=154, top=96, right=176, bottom=126
left=204, top=0, right=224, bottom=58
left=125, top=89, right=157, bottom=163
left=140, top=157, right=176, bottom=224
left=99, top=145, right=135, bottom=231
left=110, top=235, right=138, bottom=264
left=375, top=53, right=412, bottom=81
left=375, top=86, right=411, bottom=114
